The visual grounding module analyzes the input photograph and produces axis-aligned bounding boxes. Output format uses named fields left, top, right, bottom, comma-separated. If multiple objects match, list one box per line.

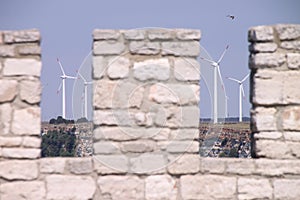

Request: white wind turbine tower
left=77, top=72, right=92, bottom=119
left=200, top=45, right=229, bottom=124
left=57, top=58, right=77, bottom=119
left=227, top=73, right=249, bottom=122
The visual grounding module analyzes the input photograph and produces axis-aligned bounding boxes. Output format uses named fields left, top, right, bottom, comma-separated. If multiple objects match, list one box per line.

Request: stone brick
left=289, top=142, right=300, bottom=158
left=254, top=131, right=283, bottom=140
left=20, top=80, right=41, bottom=104
left=123, top=29, right=145, bottom=40
left=249, top=42, right=277, bottom=53
left=129, top=41, right=160, bottom=55
left=0, top=79, right=18, bottom=102
left=133, top=112, right=154, bottom=127
left=11, top=107, right=41, bottom=135
left=201, top=158, right=226, bottom=174
left=251, top=107, right=277, bottom=131
left=181, top=175, right=236, bottom=199
left=130, top=153, right=166, bottom=173
left=94, top=126, right=135, bottom=141
left=169, top=128, right=198, bottom=140
left=248, top=26, right=274, bottom=42
left=40, top=157, right=66, bottom=174
left=46, top=175, right=96, bottom=200
left=255, top=140, right=292, bottom=159
left=148, top=29, right=174, bottom=40
left=93, top=110, right=135, bottom=126
left=17, top=44, right=41, bottom=55
left=0, top=181, right=45, bottom=200
left=92, top=56, right=106, bottom=79
left=0, top=160, right=38, bottom=180
left=287, top=53, right=300, bottom=69
left=0, top=103, right=13, bottom=135
left=145, top=175, right=177, bottom=200
left=94, top=155, right=128, bottom=174
left=226, top=159, right=256, bottom=175
left=3, top=29, right=40, bottom=43
left=68, top=157, right=93, bottom=174
left=93, top=29, right=120, bottom=40
left=121, top=140, right=156, bottom=153
left=3, top=58, right=41, bottom=77
left=281, top=41, right=300, bottom=51
left=283, top=131, right=300, bottom=141
left=0, top=136, right=22, bottom=147
left=181, top=106, right=200, bottom=128
left=238, top=178, right=272, bottom=200
left=275, top=24, right=300, bottom=40
left=22, top=136, right=41, bottom=148
left=94, top=141, right=120, bottom=154
left=255, top=159, right=300, bottom=176
left=249, top=53, right=285, bottom=68
left=174, top=57, right=200, bottom=81
left=2, top=148, right=40, bottom=159
left=167, top=141, right=198, bottom=153
left=176, top=29, right=201, bottom=40
left=0, top=45, right=15, bottom=57
left=167, top=154, right=200, bottom=174
left=282, top=73, right=300, bottom=104
left=133, top=58, right=170, bottom=81
left=281, top=106, right=300, bottom=131
left=98, top=176, right=144, bottom=199
left=107, top=56, right=130, bottom=79
left=93, top=80, right=116, bottom=108
left=162, top=41, right=200, bottom=56
left=93, top=40, right=125, bottom=55
left=274, top=179, right=300, bottom=200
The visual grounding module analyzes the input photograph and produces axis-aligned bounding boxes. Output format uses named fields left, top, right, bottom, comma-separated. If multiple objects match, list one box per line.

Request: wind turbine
left=77, top=72, right=92, bottom=120
left=227, top=73, right=249, bottom=122
left=57, top=58, right=77, bottom=119
left=200, top=45, right=229, bottom=124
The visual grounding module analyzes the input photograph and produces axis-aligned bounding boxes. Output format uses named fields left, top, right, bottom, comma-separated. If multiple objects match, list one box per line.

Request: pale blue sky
left=1, top=0, right=299, bottom=121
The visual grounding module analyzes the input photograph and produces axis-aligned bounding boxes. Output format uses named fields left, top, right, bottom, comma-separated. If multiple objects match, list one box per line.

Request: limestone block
left=120, top=140, right=156, bottom=153
left=12, top=107, right=41, bottom=135
left=0, top=136, right=22, bottom=147
left=46, top=175, right=96, bottom=200
left=93, top=40, right=125, bottom=55
left=0, top=181, right=45, bottom=200
left=94, top=155, right=128, bottom=174
left=0, top=45, right=15, bottom=57
left=275, top=24, right=300, bottom=40
left=169, top=128, right=198, bottom=140
left=2, top=148, right=40, bottom=159
left=255, top=159, right=300, bottom=176
left=145, top=175, right=177, bottom=200
left=248, top=26, right=274, bottom=42
left=174, top=57, right=200, bottom=81
left=249, top=53, right=285, bottom=68
left=287, top=53, right=300, bottom=69
left=98, top=176, right=144, bottom=199
left=130, top=153, right=166, bottom=173
left=274, top=179, right=300, bottom=200
left=176, top=29, right=201, bottom=40
left=167, top=141, right=198, bottom=153
left=123, top=29, right=145, bottom=40
left=3, top=58, right=41, bottom=77
left=17, top=44, right=41, bottom=55
left=226, top=159, right=256, bottom=175
left=281, top=41, right=300, bottom=50
left=0, top=103, right=13, bottom=135
left=162, top=41, right=200, bottom=56
left=251, top=107, right=277, bottom=131
left=254, top=131, right=282, bottom=140
left=201, top=158, right=226, bottom=174
left=0, top=79, right=18, bottom=102
left=181, top=175, right=236, bottom=199
left=93, top=56, right=106, bottom=79
left=282, top=72, right=300, bottom=104
left=94, top=141, right=120, bottom=154
left=94, top=126, right=134, bottom=141
left=40, top=157, right=66, bottom=174
left=20, top=80, right=41, bottom=104
left=68, top=157, right=93, bottom=174
left=282, top=106, right=300, bottom=131
left=129, top=41, right=160, bottom=55
left=133, top=58, right=170, bottom=81
left=238, top=178, right=272, bottom=200
left=248, top=42, right=277, bottom=53
left=107, top=56, right=130, bottom=79
left=133, top=112, right=154, bottom=127
left=0, top=160, right=38, bottom=180
left=3, top=29, right=40, bottom=43
left=255, top=140, right=292, bottom=159
left=22, top=136, right=41, bottom=148
left=289, top=142, right=300, bottom=158
left=93, top=110, right=135, bottom=126
left=167, top=154, right=200, bottom=174
left=283, top=131, right=300, bottom=141
left=148, top=29, right=174, bottom=40
left=93, top=80, right=116, bottom=108
left=93, top=29, right=120, bottom=40
left=181, top=106, right=200, bottom=128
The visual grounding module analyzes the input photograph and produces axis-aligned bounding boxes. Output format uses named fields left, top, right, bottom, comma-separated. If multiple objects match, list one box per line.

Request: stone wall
left=0, top=26, right=299, bottom=200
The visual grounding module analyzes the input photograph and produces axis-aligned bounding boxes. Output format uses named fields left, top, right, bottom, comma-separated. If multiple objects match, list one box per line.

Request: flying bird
left=226, top=15, right=235, bottom=20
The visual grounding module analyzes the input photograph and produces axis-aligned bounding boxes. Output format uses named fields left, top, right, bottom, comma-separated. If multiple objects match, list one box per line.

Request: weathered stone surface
left=238, top=178, right=272, bottom=200
left=169, top=128, right=198, bottom=140
left=93, top=29, right=120, bottom=40
left=282, top=106, right=300, bottom=131
left=181, top=175, right=236, bottom=199
left=249, top=53, right=285, bottom=68
left=2, top=148, right=40, bottom=159
left=93, top=40, right=125, bottom=55
left=133, top=58, right=170, bottom=81
left=133, top=112, right=154, bottom=127
left=174, top=57, right=200, bottom=81
left=121, top=140, right=156, bottom=153
left=0, top=79, right=18, bottom=102
left=107, top=56, right=130, bottom=79
left=176, top=29, right=201, bottom=40
left=3, top=29, right=40, bottom=43
left=20, top=80, right=41, bottom=104
left=94, top=155, right=128, bottom=174
left=167, top=141, right=198, bottom=153
left=22, top=136, right=41, bottom=148
left=93, top=56, right=106, bottom=79
left=130, top=153, right=166, bottom=173
left=17, top=44, right=41, bottom=55
left=123, top=29, right=145, bottom=40
left=0, top=181, right=45, bottom=200
left=201, top=158, right=226, bottom=174
left=145, top=175, right=177, bottom=200
left=254, top=131, right=282, bottom=140
left=281, top=41, right=300, bottom=50
left=283, top=131, right=300, bottom=141
left=93, top=80, right=116, bottom=108
left=181, top=106, right=199, bottom=128
left=287, top=53, right=300, bottom=69
left=0, top=160, right=38, bottom=180
left=46, top=175, right=96, bottom=200
left=98, top=176, right=144, bottom=199
left=226, top=159, right=256, bottom=175
left=129, top=41, right=160, bottom=54
left=0, top=103, right=13, bottom=135
left=68, top=157, right=93, bottom=174
left=255, top=140, right=292, bottom=159
left=167, top=154, right=200, bottom=174
left=94, top=141, right=120, bottom=154
left=0, top=45, right=15, bottom=57
left=12, top=107, right=41, bottom=135
left=275, top=24, right=300, bottom=40
left=3, top=58, right=41, bottom=77
left=274, top=179, right=300, bottom=200
left=0, top=136, right=22, bottom=147
left=148, top=29, right=174, bottom=40
left=251, top=107, right=277, bottom=131
left=248, top=26, right=274, bottom=42
left=249, top=42, right=277, bottom=53
left=40, top=157, right=66, bottom=174
left=255, top=159, right=300, bottom=176
left=93, top=110, right=135, bottom=126
left=162, top=41, right=200, bottom=56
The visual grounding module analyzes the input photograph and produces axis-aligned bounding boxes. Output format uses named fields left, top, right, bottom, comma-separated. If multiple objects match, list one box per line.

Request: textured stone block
left=201, top=158, right=226, bottom=174
left=123, top=29, right=145, bottom=40
left=162, top=41, right=199, bottom=56
left=130, top=153, right=166, bottom=173
left=274, top=179, right=300, bottom=200
left=94, top=155, right=128, bottom=174
left=20, top=80, right=41, bottom=104
left=282, top=106, right=300, bottom=131
left=249, top=53, right=285, bottom=68
left=40, top=157, right=66, bottom=174
left=287, top=53, right=300, bottom=69
left=255, top=140, right=293, bottom=159
left=94, top=141, right=120, bottom=154
left=93, top=29, right=120, bottom=40
left=226, top=159, right=256, bottom=175
left=145, top=175, right=177, bottom=200
left=0, top=79, right=18, bottom=102
left=2, top=148, right=40, bottom=159
left=167, top=154, right=200, bottom=174
left=3, top=29, right=40, bottom=43
left=238, top=178, right=272, bottom=200
left=17, top=44, right=41, bottom=55
left=107, top=56, right=130, bottom=79
left=0, top=45, right=15, bottom=57
left=0, top=160, right=38, bottom=180
left=248, top=26, right=274, bottom=42
left=281, top=41, right=300, bottom=50
left=249, top=42, right=277, bottom=53
left=93, top=40, right=125, bottom=55
left=0, top=181, right=45, bottom=200
left=148, top=29, right=174, bottom=40
left=0, top=136, right=22, bottom=147
left=167, top=141, right=198, bottom=153
left=46, top=175, right=96, bottom=200
left=174, top=57, right=200, bottom=81
left=275, top=24, right=300, bottom=40
left=93, top=110, right=135, bottom=126
left=283, top=131, right=300, bottom=141
left=68, top=157, right=93, bottom=174
left=12, top=107, right=41, bottom=135
left=176, top=29, right=201, bottom=40
left=255, top=159, right=300, bottom=176
left=181, top=175, right=236, bottom=199
left=0, top=103, right=13, bottom=135
left=254, top=131, right=282, bottom=140
left=169, top=128, right=198, bottom=140
left=129, top=41, right=160, bottom=54
left=22, top=136, right=41, bottom=148
left=120, top=140, right=156, bottom=153
left=3, top=58, right=41, bottom=76
left=251, top=107, right=277, bottom=131
left=92, top=56, right=106, bottom=79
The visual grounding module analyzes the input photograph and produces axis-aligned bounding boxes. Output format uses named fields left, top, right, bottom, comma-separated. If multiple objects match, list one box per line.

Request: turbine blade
left=227, top=77, right=240, bottom=83
left=199, top=56, right=215, bottom=64
left=57, top=82, right=62, bottom=94
left=217, top=45, right=229, bottom=64
left=241, top=73, right=250, bottom=83
left=77, top=71, right=86, bottom=82
left=86, top=81, right=93, bottom=84
left=65, top=76, right=77, bottom=80
left=57, top=58, right=66, bottom=76
left=217, top=66, right=225, bottom=91
left=241, top=85, right=245, bottom=98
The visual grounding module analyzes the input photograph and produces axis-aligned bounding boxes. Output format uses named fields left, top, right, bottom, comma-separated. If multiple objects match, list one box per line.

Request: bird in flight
left=226, top=15, right=235, bottom=20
